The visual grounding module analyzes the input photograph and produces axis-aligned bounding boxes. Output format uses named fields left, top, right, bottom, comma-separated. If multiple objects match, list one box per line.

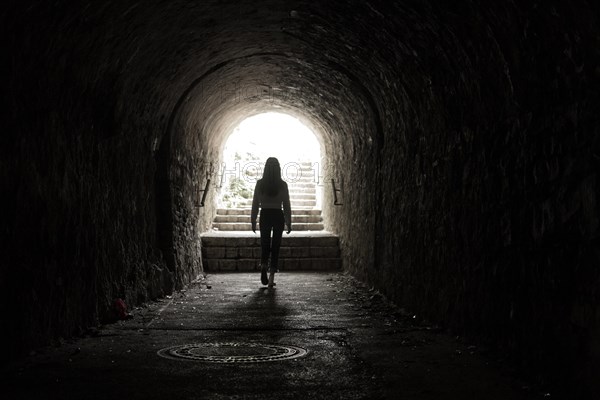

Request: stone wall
left=2, top=1, right=599, bottom=395
left=329, top=2, right=600, bottom=394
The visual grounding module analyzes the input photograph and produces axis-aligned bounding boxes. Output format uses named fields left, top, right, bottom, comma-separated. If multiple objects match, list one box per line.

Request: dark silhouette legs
left=259, top=209, right=285, bottom=272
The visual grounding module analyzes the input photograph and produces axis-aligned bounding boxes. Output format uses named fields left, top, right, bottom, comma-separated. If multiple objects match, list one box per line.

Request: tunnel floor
left=3, top=273, right=543, bottom=399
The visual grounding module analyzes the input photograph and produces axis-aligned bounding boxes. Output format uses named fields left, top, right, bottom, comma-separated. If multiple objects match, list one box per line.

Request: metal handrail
left=197, top=179, right=211, bottom=207
left=331, top=178, right=343, bottom=206
left=218, top=164, right=226, bottom=189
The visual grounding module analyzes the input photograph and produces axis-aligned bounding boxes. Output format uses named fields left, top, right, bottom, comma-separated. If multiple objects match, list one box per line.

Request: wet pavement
left=3, top=272, right=546, bottom=399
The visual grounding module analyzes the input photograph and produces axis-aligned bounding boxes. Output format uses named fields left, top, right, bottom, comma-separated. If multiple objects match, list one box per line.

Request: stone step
left=286, top=179, right=317, bottom=184
left=288, top=193, right=316, bottom=200
left=212, top=222, right=324, bottom=231
left=241, top=173, right=316, bottom=181
left=289, top=183, right=316, bottom=188
left=216, top=208, right=322, bottom=216
left=202, top=258, right=341, bottom=272
left=203, top=245, right=339, bottom=259
left=241, top=178, right=316, bottom=185
left=239, top=199, right=317, bottom=207
left=201, top=231, right=341, bottom=272
left=293, top=199, right=316, bottom=206
left=231, top=196, right=317, bottom=205
left=289, top=175, right=317, bottom=180
left=287, top=183, right=317, bottom=189
left=219, top=208, right=318, bottom=213
left=201, top=232, right=339, bottom=248
left=292, top=177, right=317, bottom=181
left=214, top=215, right=322, bottom=223
left=289, top=189, right=317, bottom=194
left=223, top=195, right=317, bottom=206
left=291, top=170, right=318, bottom=176
left=216, top=207, right=319, bottom=213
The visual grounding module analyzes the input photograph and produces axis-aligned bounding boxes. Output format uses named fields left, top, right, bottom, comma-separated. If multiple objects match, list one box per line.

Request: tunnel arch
left=156, top=50, right=382, bottom=284
left=4, top=2, right=600, bottom=395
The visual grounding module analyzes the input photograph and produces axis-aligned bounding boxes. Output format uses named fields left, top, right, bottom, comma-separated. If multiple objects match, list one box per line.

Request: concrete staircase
left=201, top=232, right=341, bottom=272
left=203, top=162, right=340, bottom=272
left=212, top=208, right=324, bottom=231
left=212, top=161, right=324, bottom=232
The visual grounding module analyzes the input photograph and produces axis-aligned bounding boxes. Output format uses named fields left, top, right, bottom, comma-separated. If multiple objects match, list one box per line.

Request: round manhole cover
left=157, top=342, right=308, bottom=363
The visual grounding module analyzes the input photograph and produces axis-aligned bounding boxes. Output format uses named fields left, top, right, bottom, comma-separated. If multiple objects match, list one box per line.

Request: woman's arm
left=251, top=181, right=260, bottom=232
left=283, top=182, right=292, bottom=233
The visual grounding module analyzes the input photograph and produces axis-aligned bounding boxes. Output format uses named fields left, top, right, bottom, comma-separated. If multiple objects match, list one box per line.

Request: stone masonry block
left=281, top=258, right=300, bottom=270
left=238, top=247, right=254, bottom=258
left=204, top=259, right=220, bottom=271
left=224, top=247, right=238, bottom=259
left=202, top=237, right=227, bottom=247
left=291, top=247, right=310, bottom=258
left=204, top=247, right=225, bottom=259
left=278, top=247, right=292, bottom=257
left=237, top=259, right=257, bottom=271
left=313, top=258, right=341, bottom=270
left=219, top=259, right=237, bottom=271
left=310, top=236, right=338, bottom=247
left=310, top=246, right=339, bottom=257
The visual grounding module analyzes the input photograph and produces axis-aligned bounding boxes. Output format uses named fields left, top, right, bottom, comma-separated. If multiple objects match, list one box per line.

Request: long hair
left=261, top=157, right=283, bottom=196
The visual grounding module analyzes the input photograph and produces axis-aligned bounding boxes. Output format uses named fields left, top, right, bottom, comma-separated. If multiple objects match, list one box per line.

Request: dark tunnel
left=2, top=1, right=600, bottom=397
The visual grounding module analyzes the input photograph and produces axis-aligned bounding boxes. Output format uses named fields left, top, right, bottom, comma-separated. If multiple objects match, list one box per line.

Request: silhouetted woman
left=251, top=157, right=292, bottom=287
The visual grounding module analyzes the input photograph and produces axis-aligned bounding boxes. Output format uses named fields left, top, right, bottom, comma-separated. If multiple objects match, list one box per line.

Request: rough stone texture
left=201, top=231, right=341, bottom=271
left=2, top=272, right=538, bottom=400
left=2, top=1, right=599, bottom=396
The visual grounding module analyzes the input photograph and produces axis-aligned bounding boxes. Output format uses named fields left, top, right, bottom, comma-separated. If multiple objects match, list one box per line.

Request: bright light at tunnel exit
left=223, top=112, right=321, bottom=168
left=220, top=112, right=322, bottom=209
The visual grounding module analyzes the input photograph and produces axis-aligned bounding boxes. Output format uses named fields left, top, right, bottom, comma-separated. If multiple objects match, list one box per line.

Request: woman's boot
left=268, top=272, right=276, bottom=288
left=260, top=263, right=268, bottom=285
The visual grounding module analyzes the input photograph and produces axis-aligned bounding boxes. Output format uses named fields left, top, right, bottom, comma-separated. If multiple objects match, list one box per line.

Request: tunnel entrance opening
left=218, top=112, right=322, bottom=210
left=201, top=109, right=341, bottom=273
